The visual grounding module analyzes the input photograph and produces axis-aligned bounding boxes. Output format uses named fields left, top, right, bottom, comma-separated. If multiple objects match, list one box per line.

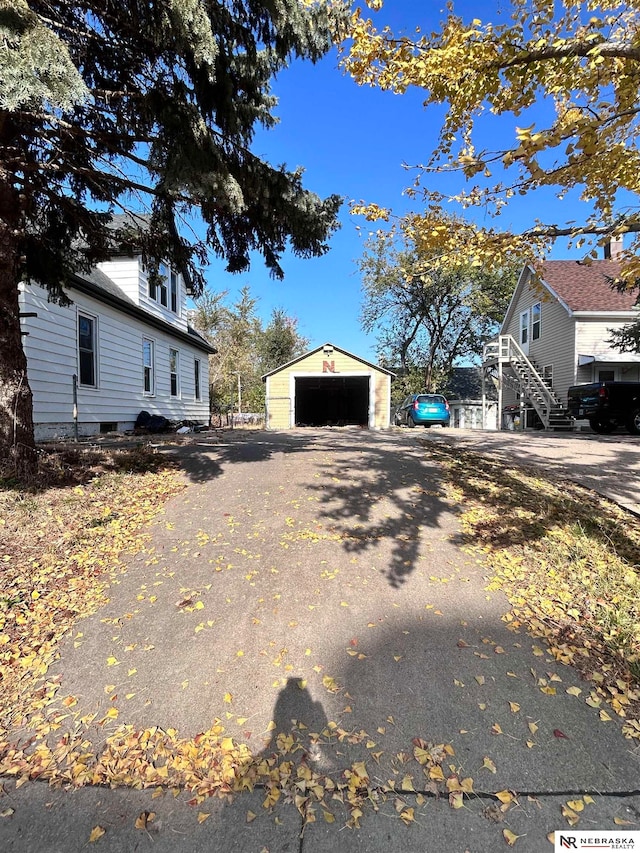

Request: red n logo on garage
left=322, top=360, right=336, bottom=373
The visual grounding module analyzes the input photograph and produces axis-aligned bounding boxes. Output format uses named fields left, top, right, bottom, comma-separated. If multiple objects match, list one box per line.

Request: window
left=599, top=369, right=615, bottom=382
left=149, top=263, right=169, bottom=307
left=78, top=313, right=97, bottom=387
left=169, top=348, right=179, bottom=397
left=143, top=338, right=155, bottom=394
left=170, top=270, right=178, bottom=313
left=532, top=302, right=541, bottom=341
left=194, top=358, right=201, bottom=400
left=149, top=263, right=179, bottom=312
left=519, top=311, right=529, bottom=346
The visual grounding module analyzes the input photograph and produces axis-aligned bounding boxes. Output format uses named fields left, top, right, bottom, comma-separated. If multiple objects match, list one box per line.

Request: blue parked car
left=394, top=393, right=451, bottom=428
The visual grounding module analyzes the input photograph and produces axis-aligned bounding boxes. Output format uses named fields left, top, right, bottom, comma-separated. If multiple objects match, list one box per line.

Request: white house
left=19, top=253, right=214, bottom=441
left=483, top=242, right=640, bottom=430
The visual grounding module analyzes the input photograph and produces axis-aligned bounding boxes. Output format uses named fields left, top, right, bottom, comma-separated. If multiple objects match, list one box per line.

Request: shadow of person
left=238, top=679, right=335, bottom=806
left=265, top=678, right=331, bottom=769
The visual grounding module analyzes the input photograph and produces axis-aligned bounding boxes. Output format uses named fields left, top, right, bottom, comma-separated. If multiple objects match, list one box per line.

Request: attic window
left=149, top=263, right=179, bottom=312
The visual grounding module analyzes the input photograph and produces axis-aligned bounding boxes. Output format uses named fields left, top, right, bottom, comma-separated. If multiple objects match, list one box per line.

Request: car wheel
left=626, top=408, right=640, bottom=435
left=407, top=416, right=416, bottom=428
left=423, top=424, right=431, bottom=428
left=589, top=416, right=615, bottom=434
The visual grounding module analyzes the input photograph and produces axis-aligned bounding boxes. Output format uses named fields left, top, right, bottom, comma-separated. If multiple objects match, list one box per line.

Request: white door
left=519, top=310, right=529, bottom=355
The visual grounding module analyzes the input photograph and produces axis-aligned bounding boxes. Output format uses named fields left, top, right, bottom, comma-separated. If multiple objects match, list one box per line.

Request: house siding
left=502, top=270, right=576, bottom=406
left=20, top=281, right=210, bottom=440
left=576, top=319, right=640, bottom=383
left=97, top=256, right=190, bottom=334
left=97, top=257, right=140, bottom=305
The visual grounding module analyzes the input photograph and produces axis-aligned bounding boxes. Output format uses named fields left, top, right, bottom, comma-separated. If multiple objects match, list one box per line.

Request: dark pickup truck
left=566, top=381, right=640, bottom=434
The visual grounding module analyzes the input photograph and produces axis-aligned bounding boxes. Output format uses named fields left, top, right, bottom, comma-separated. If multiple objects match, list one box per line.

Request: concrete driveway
left=1, top=428, right=639, bottom=852
left=413, top=427, right=640, bottom=516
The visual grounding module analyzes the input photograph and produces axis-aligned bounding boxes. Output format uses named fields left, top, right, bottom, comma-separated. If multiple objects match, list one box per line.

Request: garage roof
left=261, top=342, right=395, bottom=380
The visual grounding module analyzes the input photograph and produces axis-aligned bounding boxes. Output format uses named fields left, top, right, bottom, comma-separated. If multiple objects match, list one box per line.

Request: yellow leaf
left=297, top=679, right=307, bottom=689
left=223, top=692, right=233, bottom=703
left=509, top=702, right=520, bottom=713
left=482, top=756, right=497, bottom=773
left=197, top=813, right=210, bottom=824
left=400, top=774, right=415, bottom=791
left=495, top=790, right=513, bottom=804
left=503, top=829, right=520, bottom=846
left=584, top=795, right=595, bottom=805
left=599, top=709, right=612, bottom=721
left=105, top=707, right=119, bottom=720
left=528, top=721, right=538, bottom=735
left=475, top=675, right=485, bottom=685
left=246, top=811, right=257, bottom=823
left=429, top=765, right=445, bottom=781
left=491, top=723, right=503, bottom=735
left=399, top=807, right=415, bottom=825
left=566, top=686, right=582, bottom=697
left=567, top=800, right=584, bottom=812
left=323, top=811, right=335, bottom=823
left=135, top=811, right=155, bottom=830
left=106, top=656, right=120, bottom=666
left=89, top=826, right=105, bottom=843
left=540, top=685, right=556, bottom=695
left=614, top=816, right=635, bottom=826
left=449, top=791, right=464, bottom=809
left=561, top=806, right=580, bottom=826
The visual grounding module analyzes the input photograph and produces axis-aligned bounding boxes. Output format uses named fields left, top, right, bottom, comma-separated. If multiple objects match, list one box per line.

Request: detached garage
left=263, top=343, right=394, bottom=430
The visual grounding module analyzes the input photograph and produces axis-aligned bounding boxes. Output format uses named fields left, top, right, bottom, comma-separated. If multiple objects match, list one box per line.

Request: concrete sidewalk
left=1, top=429, right=639, bottom=852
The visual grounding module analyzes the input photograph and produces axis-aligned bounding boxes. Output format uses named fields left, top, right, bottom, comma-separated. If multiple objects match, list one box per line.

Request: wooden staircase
left=483, top=336, right=574, bottom=431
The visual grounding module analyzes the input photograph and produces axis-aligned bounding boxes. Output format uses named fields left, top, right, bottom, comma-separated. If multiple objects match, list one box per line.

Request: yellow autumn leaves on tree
left=343, top=1, right=640, bottom=282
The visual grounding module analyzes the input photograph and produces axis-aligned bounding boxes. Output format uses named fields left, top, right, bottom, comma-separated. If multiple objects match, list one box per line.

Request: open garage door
left=295, top=376, right=370, bottom=427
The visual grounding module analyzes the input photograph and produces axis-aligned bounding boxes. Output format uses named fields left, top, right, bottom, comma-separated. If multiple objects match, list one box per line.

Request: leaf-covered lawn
left=426, top=440, right=640, bottom=740
left=0, top=445, right=185, bottom=742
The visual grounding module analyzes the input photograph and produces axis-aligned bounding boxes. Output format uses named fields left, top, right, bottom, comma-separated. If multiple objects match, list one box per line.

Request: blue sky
left=202, top=1, right=602, bottom=363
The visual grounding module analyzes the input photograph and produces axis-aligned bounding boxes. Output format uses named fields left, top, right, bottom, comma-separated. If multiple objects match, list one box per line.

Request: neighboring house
left=19, top=250, right=215, bottom=441
left=483, top=241, right=640, bottom=429
left=442, top=367, right=498, bottom=431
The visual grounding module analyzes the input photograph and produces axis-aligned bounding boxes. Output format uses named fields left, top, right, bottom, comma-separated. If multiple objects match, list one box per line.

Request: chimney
left=604, top=235, right=623, bottom=260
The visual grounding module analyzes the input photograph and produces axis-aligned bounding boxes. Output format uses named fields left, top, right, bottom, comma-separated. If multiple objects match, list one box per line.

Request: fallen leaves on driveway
left=427, top=442, right=640, bottom=741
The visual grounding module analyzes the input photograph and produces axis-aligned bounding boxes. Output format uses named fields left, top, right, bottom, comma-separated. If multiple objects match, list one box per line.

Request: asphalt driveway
left=2, top=428, right=639, bottom=852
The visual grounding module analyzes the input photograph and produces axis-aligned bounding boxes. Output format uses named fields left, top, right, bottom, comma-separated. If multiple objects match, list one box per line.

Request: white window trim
left=519, top=309, right=529, bottom=346
left=143, top=336, right=156, bottom=396
left=169, top=347, right=180, bottom=398
left=194, top=357, right=201, bottom=401
left=77, top=309, right=99, bottom=389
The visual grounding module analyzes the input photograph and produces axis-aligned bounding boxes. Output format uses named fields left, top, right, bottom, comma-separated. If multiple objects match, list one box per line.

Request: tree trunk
left=0, top=172, right=37, bottom=479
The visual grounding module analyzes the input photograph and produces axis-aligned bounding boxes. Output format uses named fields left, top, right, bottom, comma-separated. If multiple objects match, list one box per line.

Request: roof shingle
left=541, top=260, right=638, bottom=312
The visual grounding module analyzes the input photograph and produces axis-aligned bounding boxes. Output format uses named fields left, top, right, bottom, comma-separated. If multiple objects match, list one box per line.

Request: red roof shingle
left=541, top=260, right=638, bottom=312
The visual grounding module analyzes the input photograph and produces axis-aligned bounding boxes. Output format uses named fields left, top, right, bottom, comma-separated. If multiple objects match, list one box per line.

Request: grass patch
left=425, top=440, right=640, bottom=737
left=0, top=443, right=185, bottom=740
